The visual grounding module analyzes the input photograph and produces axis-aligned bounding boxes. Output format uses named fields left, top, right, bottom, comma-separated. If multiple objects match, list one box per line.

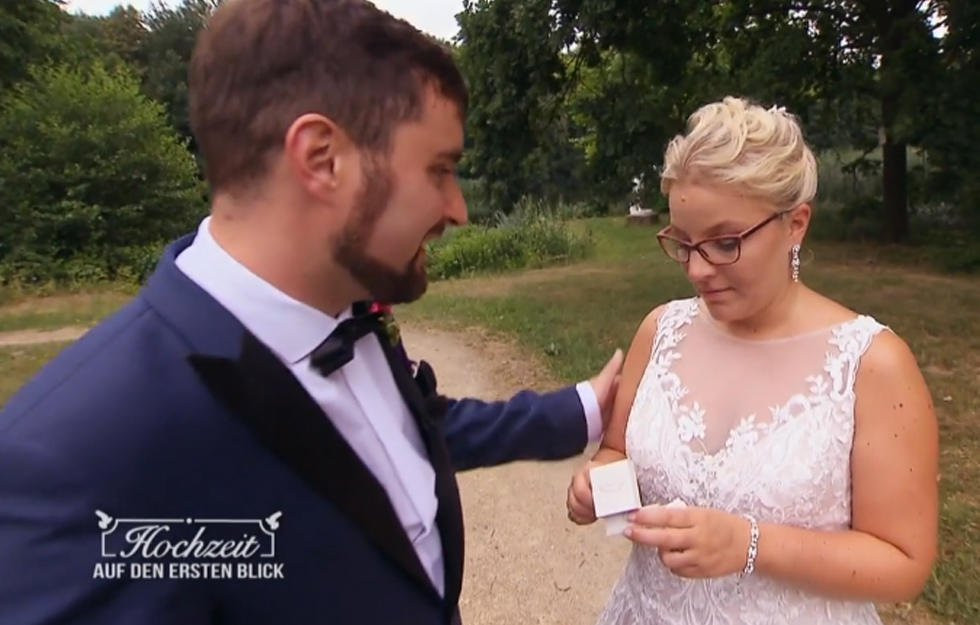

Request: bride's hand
left=566, top=462, right=598, bottom=525
left=624, top=505, right=752, bottom=578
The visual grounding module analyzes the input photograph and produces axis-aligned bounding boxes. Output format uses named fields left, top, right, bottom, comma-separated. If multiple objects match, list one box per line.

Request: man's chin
left=366, top=269, right=427, bottom=305
left=397, top=282, right=427, bottom=305
left=393, top=273, right=427, bottom=305
left=395, top=254, right=429, bottom=303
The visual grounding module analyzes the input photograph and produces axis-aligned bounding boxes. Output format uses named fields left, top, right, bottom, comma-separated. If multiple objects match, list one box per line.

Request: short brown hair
left=189, top=0, right=468, bottom=192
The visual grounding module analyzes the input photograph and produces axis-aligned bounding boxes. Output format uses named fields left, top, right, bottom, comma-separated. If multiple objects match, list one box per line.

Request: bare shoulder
left=854, top=327, right=935, bottom=429
left=620, top=303, right=673, bottom=388
left=599, top=303, right=673, bottom=453
left=860, top=328, right=922, bottom=383
left=629, top=303, right=670, bottom=354
left=638, top=304, right=667, bottom=335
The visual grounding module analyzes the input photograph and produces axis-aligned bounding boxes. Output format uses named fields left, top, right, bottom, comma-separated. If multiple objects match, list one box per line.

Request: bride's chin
left=701, top=299, right=741, bottom=322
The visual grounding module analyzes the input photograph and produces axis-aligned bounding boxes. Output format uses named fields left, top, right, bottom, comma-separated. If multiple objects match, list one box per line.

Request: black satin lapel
left=374, top=336, right=465, bottom=610
left=187, top=332, right=436, bottom=597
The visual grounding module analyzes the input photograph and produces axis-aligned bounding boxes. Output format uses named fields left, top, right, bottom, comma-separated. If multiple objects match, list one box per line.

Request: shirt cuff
left=576, top=381, right=603, bottom=443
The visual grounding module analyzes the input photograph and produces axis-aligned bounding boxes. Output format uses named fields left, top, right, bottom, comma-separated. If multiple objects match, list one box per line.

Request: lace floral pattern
left=597, top=298, right=886, bottom=625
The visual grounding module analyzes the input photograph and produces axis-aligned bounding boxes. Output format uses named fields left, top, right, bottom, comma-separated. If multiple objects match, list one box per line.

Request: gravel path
left=401, top=325, right=629, bottom=625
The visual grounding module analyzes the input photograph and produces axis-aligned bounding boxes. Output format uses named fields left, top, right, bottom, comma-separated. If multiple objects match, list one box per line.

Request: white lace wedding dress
left=597, top=298, right=887, bottom=625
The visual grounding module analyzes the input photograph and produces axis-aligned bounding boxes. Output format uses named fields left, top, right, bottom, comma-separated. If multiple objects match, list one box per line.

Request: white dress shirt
left=175, top=217, right=602, bottom=596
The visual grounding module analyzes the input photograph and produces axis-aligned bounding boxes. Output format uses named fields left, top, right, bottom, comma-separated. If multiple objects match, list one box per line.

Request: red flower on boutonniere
left=369, top=302, right=401, bottom=348
left=370, top=302, right=439, bottom=416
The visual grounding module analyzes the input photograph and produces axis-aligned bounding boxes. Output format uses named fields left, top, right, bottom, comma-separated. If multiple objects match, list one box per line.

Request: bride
left=567, top=96, right=938, bottom=624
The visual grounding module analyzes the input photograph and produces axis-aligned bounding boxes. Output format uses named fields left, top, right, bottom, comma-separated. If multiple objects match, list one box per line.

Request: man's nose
left=445, top=182, right=468, bottom=227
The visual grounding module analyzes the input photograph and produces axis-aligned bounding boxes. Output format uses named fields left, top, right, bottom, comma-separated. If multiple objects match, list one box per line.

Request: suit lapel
left=188, top=331, right=438, bottom=598
left=145, top=240, right=452, bottom=605
left=374, top=335, right=465, bottom=611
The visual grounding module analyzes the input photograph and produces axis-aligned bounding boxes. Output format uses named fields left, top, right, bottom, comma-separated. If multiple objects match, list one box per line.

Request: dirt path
left=0, top=325, right=89, bottom=347
left=401, top=325, right=629, bottom=625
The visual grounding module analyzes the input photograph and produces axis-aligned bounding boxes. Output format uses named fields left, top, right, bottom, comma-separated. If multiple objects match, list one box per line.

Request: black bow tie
left=310, top=312, right=384, bottom=377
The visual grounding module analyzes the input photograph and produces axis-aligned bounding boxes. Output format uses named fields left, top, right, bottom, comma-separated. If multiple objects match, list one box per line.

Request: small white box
left=589, top=459, right=642, bottom=536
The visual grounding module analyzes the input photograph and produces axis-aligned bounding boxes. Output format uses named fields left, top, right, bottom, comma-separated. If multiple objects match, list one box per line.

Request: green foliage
left=456, top=0, right=977, bottom=244
left=427, top=207, right=593, bottom=280
left=932, top=244, right=980, bottom=274
left=0, top=63, right=205, bottom=285
left=456, top=0, right=589, bottom=214
left=0, top=289, right=134, bottom=331
left=139, top=0, right=220, bottom=145
left=566, top=50, right=681, bottom=209
left=0, top=0, right=66, bottom=90
left=456, top=0, right=704, bottom=215
left=97, top=6, right=149, bottom=67
left=919, top=0, right=980, bottom=231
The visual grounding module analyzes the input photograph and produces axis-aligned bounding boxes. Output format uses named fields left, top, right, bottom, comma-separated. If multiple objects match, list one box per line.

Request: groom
left=0, top=1, right=622, bottom=624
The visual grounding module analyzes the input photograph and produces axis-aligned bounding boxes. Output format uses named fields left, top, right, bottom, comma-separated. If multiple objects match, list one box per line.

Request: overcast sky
left=61, top=0, right=465, bottom=41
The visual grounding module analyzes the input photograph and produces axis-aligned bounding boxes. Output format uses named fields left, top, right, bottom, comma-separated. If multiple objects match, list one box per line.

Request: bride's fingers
left=624, top=525, right=689, bottom=550
left=569, top=494, right=593, bottom=518
left=659, top=546, right=698, bottom=573
left=630, top=505, right=693, bottom=529
left=568, top=477, right=593, bottom=510
left=571, top=468, right=592, bottom=495
left=566, top=497, right=595, bottom=523
left=664, top=562, right=704, bottom=579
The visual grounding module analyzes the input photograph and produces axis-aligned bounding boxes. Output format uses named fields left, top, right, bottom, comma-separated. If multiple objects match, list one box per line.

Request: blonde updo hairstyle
left=660, top=97, right=818, bottom=209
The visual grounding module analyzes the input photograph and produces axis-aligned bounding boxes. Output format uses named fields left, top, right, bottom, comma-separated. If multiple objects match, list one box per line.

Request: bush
left=933, top=244, right=980, bottom=273
left=459, top=177, right=495, bottom=224
left=0, top=62, right=205, bottom=285
left=428, top=208, right=593, bottom=280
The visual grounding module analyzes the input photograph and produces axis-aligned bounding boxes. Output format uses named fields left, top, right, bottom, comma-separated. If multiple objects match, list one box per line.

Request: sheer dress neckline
left=697, top=299, right=864, bottom=346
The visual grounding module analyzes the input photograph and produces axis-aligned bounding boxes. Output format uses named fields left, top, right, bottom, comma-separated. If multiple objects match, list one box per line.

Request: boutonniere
left=369, top=301, right=401, bottom=348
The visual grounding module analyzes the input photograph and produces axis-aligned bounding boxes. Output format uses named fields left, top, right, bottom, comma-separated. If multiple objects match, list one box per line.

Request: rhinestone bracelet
left=740, top=514, right=760, bottom=578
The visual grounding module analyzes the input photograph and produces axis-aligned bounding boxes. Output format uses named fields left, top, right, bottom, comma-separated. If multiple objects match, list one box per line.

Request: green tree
left=457, top=0, right=575, bottom=214
left=459, top=0, right=971, bottom=241
left=140, top=0, right=220, bottom=145
left=557, top=0, right=949, bottom=240
left=717, top=1, right=943, bottom=241
left=457, top=0, right=716, bottom=213
left=565, top=49, right=683, bottom=211
left=99, top=5, right=150, bottom=70
left=58, top=7, right=149, bottom=75
left=0, top=63, right=205, bottom=284
left=0, top=0, right=65, bottom=91
left=922, top=0, right=980, bottom=231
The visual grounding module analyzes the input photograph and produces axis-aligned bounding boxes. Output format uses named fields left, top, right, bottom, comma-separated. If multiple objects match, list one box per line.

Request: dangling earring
left=791, top=244, right=801, bottom=282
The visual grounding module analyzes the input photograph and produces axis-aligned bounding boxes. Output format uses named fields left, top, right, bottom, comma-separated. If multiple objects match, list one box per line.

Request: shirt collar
left=174, top=217, right=350, bottom=364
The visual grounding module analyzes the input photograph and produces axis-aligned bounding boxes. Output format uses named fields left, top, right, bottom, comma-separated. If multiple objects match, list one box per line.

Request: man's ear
left=283, top=113, right=355, bottom=199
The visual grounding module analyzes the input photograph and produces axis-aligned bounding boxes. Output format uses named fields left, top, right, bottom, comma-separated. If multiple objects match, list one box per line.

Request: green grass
left=401, top=217, right=980, bottom=624
left=0, top=342, right=74, bottom=406
left=0, top=289, right=133, bottom=332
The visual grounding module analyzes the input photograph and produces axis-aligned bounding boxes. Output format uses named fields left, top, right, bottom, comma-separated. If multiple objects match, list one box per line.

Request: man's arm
left=440, top=351, right=622, bottom=471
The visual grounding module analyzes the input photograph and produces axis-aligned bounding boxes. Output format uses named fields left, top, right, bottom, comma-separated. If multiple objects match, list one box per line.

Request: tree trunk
left=881, top=94, right=909, bottom=242
left=876, top=0, right=915, bottom=242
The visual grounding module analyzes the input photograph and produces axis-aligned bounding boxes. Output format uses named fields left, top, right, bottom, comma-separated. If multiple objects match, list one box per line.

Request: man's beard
left=334, top=157, right=430, bottom=305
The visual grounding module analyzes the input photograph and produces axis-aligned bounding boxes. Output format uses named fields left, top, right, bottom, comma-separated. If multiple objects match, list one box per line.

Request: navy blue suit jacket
left=0, top=235, right=588, bottom=625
